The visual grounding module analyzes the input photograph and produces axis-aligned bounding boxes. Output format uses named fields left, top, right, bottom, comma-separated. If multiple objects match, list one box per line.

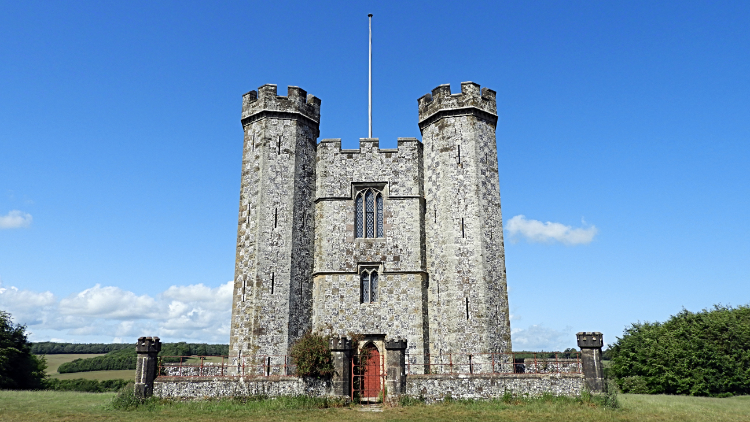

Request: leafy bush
left=289, top=332, right=334, bottom=378
left=608, top=304, right=750, bottom=396
left=0, top=310, right=47, bottom=389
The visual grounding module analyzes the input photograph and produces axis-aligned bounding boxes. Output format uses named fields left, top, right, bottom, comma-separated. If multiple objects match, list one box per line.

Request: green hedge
left=44, top=378, right=129, bottom=392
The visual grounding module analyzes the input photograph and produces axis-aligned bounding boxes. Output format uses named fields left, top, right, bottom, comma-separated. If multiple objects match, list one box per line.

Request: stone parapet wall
left=405, top=373, right=584, bottom=403
left=161, top=363, right=227, bottom=377
left=154, top=376, right=333, bottom=399
left=153, top=373, right=584, bottom=402
left=521, top=358, right=580, bottom=374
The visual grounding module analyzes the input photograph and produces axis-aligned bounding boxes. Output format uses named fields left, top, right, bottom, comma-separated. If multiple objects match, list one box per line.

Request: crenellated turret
left=229, top=84, right=319, bottom=373
left=417, top=82, right=497, bottom=130
left=242, top=84, right=321, bottom=134
left=421, top=82, right=511, bottom=360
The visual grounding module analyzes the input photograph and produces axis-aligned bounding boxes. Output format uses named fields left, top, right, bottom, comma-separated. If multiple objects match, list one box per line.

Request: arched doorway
left=361, top=343, right=382, bottom=401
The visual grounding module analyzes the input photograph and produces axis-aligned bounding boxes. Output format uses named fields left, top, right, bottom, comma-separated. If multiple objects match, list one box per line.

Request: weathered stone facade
left=229, top=82, right=511, bottom=371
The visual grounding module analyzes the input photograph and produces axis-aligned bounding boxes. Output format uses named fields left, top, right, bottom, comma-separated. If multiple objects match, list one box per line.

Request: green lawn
left=0, top=390, right=748, bottom=422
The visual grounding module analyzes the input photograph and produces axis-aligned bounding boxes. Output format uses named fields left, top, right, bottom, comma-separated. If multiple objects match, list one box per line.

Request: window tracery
left=354, top=188, right=383, bottom=238
left=360, top=268, right=379, bottom=303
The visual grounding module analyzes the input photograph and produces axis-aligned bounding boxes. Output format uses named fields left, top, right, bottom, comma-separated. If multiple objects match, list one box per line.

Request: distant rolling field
left=39, top=354, right=106, bottom=375
left=36, top=353, right=226, bottom=381
left=37, top=354, right=131, bottom=380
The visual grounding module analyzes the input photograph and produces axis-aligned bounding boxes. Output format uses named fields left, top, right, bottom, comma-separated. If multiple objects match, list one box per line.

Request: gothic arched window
left=360, top=268, right=379, bottom=303
left=354, top=188, right=383, bottom=238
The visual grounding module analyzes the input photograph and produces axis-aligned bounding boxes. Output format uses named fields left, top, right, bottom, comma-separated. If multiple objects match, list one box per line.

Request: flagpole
left=368, top=13, right=373, bottom=138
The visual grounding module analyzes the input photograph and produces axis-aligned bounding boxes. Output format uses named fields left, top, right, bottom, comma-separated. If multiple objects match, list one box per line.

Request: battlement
left=242, top=84, right=321, bottom=124
left=317, top=137, right=421, bottom=154
left=417, top=82, right=496, bottom=124
left=576, top=332, right=604, bottom=349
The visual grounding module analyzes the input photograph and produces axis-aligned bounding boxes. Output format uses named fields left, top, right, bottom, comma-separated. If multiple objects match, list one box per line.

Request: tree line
left=31, top=342, right=133, bottom=354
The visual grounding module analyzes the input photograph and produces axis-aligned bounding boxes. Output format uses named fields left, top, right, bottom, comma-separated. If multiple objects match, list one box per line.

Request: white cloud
left=0, top=281, right=57, bottom=326
left=60, top=285, right=159, bottom=320
left=512, top=324, right=576, bottom=351
left=0, top=210, right=32, bottom=229
left=0, top=280, right=233, bottom=344
left=506, top=215, right=597, bottom=245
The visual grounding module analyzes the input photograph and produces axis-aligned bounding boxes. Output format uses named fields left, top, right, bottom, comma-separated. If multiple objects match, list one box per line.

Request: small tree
left=0, top=310, right=47, bottom=389
left=289, top=331, right=334, bottom=378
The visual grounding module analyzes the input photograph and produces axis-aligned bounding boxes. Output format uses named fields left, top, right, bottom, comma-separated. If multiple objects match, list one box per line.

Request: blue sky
left=1, top=1, right=748, bottom=350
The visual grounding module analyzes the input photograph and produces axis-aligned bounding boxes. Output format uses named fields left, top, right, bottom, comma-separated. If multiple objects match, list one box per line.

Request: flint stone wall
left=153, top=373, right=584, bottom=401
left=405, top=373, right=584, bottom=403
left=154, top=376, right=332, bottom=399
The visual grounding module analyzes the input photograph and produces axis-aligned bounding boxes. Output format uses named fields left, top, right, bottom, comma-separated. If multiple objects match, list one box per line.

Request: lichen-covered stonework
left=229, top=82, right=511, bottom=374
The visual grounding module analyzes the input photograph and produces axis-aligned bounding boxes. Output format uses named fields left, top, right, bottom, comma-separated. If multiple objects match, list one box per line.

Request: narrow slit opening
left=271, top=272, right=275, bottom=295
left=461, top=218, right=465, bottom=238
left=465, top=297, right=470, bottom=320
left=277, top=136, right=281, bottom=155
left=274, top=208, right=277, bottom=228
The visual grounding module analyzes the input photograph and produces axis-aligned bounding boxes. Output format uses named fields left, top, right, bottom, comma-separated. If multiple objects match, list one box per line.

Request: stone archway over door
left=363, top=344, right=381, bottom=399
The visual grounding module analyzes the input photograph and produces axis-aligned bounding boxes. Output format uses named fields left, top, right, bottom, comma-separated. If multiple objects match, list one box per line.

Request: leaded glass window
left=376, top=195, right=383, bottom=237
left=365, top=190, right=374, bottom=238
left=360, top=269, right=378, bottom=303
left=355, top=195, right=363, bottom=238
left=355, top=188, right=383, bottom=238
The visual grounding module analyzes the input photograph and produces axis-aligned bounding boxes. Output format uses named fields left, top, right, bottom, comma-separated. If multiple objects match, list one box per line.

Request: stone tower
left=419, top=82, right=512, bottom=361
left=228, top=85, right=320, bottom=370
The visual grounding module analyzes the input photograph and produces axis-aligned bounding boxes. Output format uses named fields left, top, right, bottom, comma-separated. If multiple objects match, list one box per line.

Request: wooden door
left=362, top=344, right=381, bottom=399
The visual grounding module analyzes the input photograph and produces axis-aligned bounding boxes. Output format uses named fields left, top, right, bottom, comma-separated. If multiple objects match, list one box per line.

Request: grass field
left=0, top=390, right=748, bottom=422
